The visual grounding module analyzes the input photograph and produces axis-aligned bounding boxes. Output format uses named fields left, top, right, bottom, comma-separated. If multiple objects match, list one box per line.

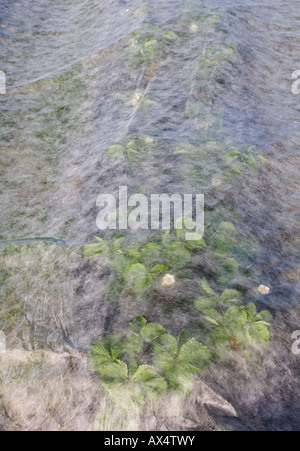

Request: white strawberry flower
left=144, top=136, right=154, bottom=145
left=131, top=92, right=142, bottom=106
left=162, top=274, right=175, bottom=287
left=258, top=285, right=270, bottom=295
left=212, top=177, right=221, bottom=187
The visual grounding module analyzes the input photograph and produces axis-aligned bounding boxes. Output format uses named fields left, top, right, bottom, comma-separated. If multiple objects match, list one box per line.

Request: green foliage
left=106, top=136, right=146, bottom=167
left=179, top=338, right=212, bottom=373
left=195, top=279, right=272, bottom=353
left=140, top=242, right=161, bottom=266
left=129, top=315, right=148, bottom=334
left=212, top=222, right=239, bottom=254
left=93, top=356, right=167, bottom=410
left=150, top=264, right=166, bottom=275
left=163, top=30, right=178, bottom=41
left=84, top=227, right=206, bottom=299
left=174, top=143, right=207, bottom=160
left=140, top=323, right=165, bottom=343
left=84, top=11, right=273, bottom=425
left=129, top=24, right=178, bottom=68
left=90, top=317, right=211, bottom=409
left=176, top=140, right=264, bottom=187
left=208, top=219, right=260, bottom=262
left=0, top=292, right=24, bottom=334
left=222, top=258, right=239, bottom=274
left=83, top=238, right=108, bottom=257
left=222, top=145, right=261, bottom=176
left=153, top=334, right=211, bottom=395
left=209, top=304, right=271, bottom=349
left=163, top=240, right=191, bottom=268
left=218, top=258, right=240, bottom=286
left=106, top=144, right=124, bottom=159
left=125, top=263, right=153, bottom=292
left=175, top=219, right=206, bottom=251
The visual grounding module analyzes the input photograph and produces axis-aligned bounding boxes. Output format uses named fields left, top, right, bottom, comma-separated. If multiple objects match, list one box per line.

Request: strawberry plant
left=194, top=279, right=272, bottom=353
